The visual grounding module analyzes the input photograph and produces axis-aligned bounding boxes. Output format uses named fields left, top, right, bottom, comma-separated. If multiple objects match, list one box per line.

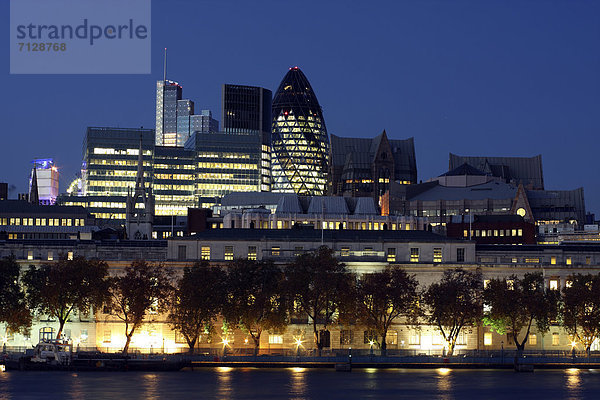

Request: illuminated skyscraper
left=271, top=67, right=329, bottom=195
left=155, top=80, right=182, bottom=146
left=29, top=159, right=59, bottom=205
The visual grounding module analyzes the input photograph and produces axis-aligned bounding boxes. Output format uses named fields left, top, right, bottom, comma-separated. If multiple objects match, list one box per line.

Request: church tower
left=126, top=136, right=154, bottom=240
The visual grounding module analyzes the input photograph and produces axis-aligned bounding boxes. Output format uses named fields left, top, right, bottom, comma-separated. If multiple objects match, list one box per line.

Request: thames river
left=1, top=368, right=599, bottom=399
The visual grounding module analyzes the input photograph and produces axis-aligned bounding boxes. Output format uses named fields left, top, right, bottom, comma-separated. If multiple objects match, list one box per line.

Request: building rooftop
left=407, top=181, right=517, bottom=202
left=182, top=228, right=461, bottom=243
left=0, top=200, right=91, bottom=216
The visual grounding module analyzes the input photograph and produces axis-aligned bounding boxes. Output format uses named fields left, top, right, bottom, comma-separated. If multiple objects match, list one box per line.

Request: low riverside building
left=2, top=230, right=600, bottom=354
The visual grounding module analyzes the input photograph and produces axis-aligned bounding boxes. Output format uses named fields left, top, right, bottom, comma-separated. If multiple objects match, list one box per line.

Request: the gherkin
left=271, top=67, right=330, bottom=195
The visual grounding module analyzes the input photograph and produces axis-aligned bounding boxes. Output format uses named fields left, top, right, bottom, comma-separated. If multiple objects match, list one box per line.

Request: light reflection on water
left=565, top=368, right=581, bottom=400
left=289, top=367, right=307, bottom=400
left=436, top=368, right=453, bottom=400
left=1, top=368, right=600, bottom=399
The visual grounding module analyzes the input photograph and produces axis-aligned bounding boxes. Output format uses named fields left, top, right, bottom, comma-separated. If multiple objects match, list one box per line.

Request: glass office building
left=222, top=84, right=272, bottom=192
left=153, top=146, right=196, bottom=216
left=155, top=80, right=182, bottom=147
left=60, top=127, right=155, bottom=220
left=271, top=67, right=330, bottom=195
left=185, top=131, right=266, bottom=209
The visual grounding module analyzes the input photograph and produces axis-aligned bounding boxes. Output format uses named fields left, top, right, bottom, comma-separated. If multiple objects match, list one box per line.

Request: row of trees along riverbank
left=1, top=247, right=599, bottom=357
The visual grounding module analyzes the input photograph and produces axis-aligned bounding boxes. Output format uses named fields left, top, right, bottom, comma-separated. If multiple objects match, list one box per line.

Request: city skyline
left=1, top=1, right=598, bottom=215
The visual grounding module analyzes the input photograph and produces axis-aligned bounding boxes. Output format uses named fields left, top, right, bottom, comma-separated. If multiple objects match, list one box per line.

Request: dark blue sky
left=2, top=0, right=599, bottom=215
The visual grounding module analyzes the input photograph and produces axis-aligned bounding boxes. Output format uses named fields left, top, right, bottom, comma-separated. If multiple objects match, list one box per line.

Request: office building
left=222, top=84, right=272, bottom=191
left=152, top=146, right=196, bottom=217
left=329, top=131, right=417, bottom=199
left=155, top=80, right=182, bottom=146
left=271, top=67, right=330, bottom=195
left=28, top=159, right=59, bottom=205
left=449, top=153, right=545, bottom=190
left=60, top=127, right=155, bottom=220
left=185, top=131, right=267, bottom=209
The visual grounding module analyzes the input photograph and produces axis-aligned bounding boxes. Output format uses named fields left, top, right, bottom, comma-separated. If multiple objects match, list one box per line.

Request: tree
left=355, top=267, right=419, bottom=355
left=23, top=255, right=109, bottom=340
left=168, top=262, right=225, bottom=353
left=483, top=272, right=558, bottom=357
left=423, top=268, right=483, bottom=356
left=561, top=273, right=600, bottom=356
left=222, top=259, right=287, bottom=355
left=106, top=260, right=173, bottom=355
left=284, top=246, right=353, bottom=353
left=0, top=256, right=32, bottom=335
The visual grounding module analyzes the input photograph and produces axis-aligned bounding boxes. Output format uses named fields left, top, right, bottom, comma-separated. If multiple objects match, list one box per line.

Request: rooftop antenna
left=163, top=47, right=167, bottom=82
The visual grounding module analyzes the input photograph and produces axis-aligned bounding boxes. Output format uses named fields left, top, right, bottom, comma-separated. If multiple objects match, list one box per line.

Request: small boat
left=31, top=339, right=72, bottom=365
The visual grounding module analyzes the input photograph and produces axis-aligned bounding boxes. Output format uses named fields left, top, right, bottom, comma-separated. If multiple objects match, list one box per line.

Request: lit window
left=410, top=248, right=419, bottom=262
left=224, top=246, right=234, bottom=261
left=463, top=230, right=468, bottom=238
left=549, top=279, right=559, bottom=291
left=551, top=256, right=556, bottom=265
left=484, top=333, right=492, bottom=346
left=586, top=257, right=591, bottom=265
left=268, top=335, right=283, bottom=344
left=341, top=247, right=350, bottom=257
left=566, top=257, right=572, bottom=266
left=27, top=251, right=33, bottom=260
left=483, top=279, right=490, bottom=289
left=529, top=334, right=537, bottom=346
left=517, top=229, right=523, bottom=237
left=409, top=332, right=420, bottom=345
left=201, top=247, right=210, bottom=260
left=387, top=248, right=396, bottom=262
left=67, top=251, right=74, bottom=260
left=103, top=330, right=111, bottom=343
left=433, top=248, right=442, bottom=263
left=294, top=247, right=303, bottom=257
left=47, top=251, right=53, bottom=261
left=552, top=333, right=559, bottom=346
left=271, top=247, right=280, bottom=256
left=248, top=246, right=257, bottom=260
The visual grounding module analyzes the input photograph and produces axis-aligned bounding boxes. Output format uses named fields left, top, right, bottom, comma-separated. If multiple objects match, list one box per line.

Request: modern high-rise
left=155, top=80, right=182, bottom=146
left=60, top=127, right=155, bottom=220
left=271, top=67, right=329, bottom=195
left=153, top=146, right=196, bottom=216
left=222, top=84, right=272, bottom=192
left=185, top=131, right=267, bottom=209
left=156, top=80, right=219, bottom=147
left=29, top=159, right=60, bottom=205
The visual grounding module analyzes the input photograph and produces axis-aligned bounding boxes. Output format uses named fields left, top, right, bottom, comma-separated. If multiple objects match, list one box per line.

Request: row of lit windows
left=153, top=184, right=194, bottom=191
left=197, top=152, right=251, bottom=159
left=154, top=173, right=195, bottom=180
left=463, top=229, right=523, bottom=238
left=197, top=162, right=258, bottom=170
left=93, top=148, right=152, bottom=156
left=153, top=163, right=195, bottom=170
left=88, top=159, right=152, bottom=167
left=0, top=217, right=85, bottom=227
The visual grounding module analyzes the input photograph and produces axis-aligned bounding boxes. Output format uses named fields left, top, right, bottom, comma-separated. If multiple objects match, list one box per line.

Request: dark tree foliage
left=355, top=267, right=419, bottom=355
left=168, top=262, right=225, bottom=353
left=483, top=272, right=558, bottom=355
left=561, top=273, right=600, bottom=355
left=284, top=246, right=353, bottom=353
left=423, top=268, right=483, bottom=356
left=23, top=255, right=109, bottom=340
left=222, top=259, right=287, bottom=355
left=0, top=256, right=31, bottom=335
left=106, top=260, right=173, bottom=354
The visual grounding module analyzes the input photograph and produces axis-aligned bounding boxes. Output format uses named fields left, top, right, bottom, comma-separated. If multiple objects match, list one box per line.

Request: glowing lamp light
left=369, top=340, right=375, bottom=348
left=294, top=337, right=304, bottom=348
left=437, top=368, right=451, bottom=375
left=0, top=365, right=5, bottom=372
left=221, top=338, right=230, bottom=347
left=570, top=341, right=578, bottom=349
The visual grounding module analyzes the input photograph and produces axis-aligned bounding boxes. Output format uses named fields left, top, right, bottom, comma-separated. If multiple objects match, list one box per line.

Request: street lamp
left=501, top=340, right=504, bottom=364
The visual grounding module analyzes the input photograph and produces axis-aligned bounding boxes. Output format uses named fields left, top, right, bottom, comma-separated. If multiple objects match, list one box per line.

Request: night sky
left=2, top=0, right=599, bottom=215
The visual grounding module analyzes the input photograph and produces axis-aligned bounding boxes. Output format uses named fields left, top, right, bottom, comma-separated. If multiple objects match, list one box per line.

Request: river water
left=1, top=367, right=599, bottom=399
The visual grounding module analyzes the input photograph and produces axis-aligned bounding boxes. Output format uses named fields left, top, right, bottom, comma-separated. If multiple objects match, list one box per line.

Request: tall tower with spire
left=29, top=166, right=39, bottom=205
left=126, top=136, right=154, bottom=240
